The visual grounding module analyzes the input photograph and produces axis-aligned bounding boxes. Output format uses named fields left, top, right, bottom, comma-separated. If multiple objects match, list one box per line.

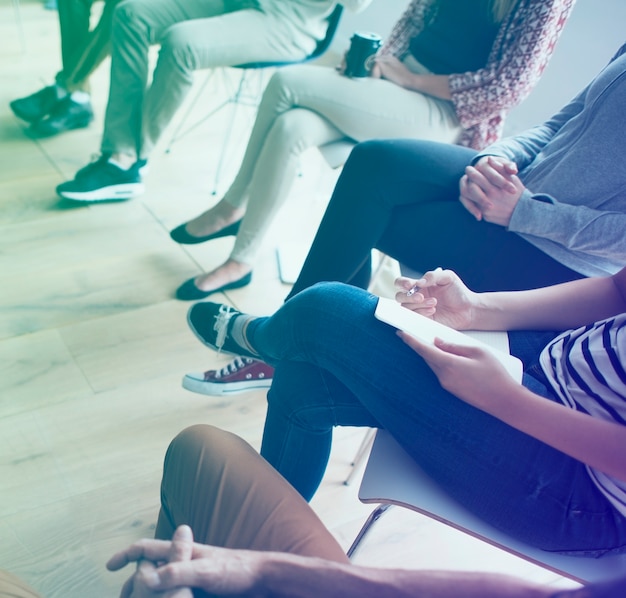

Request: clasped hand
left=459, top=156, right=525, bottom=226
left=107, top=525, right=261, bottom=597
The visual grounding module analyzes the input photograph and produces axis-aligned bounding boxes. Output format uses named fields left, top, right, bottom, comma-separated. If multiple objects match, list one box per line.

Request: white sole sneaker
left=58, top=182, right=145, bottom=202
left=182, top=372, right=273, bottom=396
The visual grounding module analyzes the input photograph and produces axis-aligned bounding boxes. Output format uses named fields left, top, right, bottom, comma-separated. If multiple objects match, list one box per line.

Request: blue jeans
left=287, top=139, right=583, bottom=298
left=248, top=282, right=626, bottom=555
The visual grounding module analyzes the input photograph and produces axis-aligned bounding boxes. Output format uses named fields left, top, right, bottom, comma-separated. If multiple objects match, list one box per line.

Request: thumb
left=433, top=337, right=482, bottom=358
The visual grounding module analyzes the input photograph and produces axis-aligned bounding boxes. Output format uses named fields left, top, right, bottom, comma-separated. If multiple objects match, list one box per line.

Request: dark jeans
left=248, top=282, right=626, bottom=555
left=288, top=139, right=583, bottom=299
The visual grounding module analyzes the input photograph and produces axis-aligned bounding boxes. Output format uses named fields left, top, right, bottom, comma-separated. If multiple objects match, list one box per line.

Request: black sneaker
left=56, top=156, right=145, bottom=202
left=30, top=97, right=94, bottom=137
left=187, top=301, right=258, bottom=357
left=10, top=85, right=66, bottom=123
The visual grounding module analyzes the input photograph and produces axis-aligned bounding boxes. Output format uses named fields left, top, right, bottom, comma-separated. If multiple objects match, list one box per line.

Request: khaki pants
left=101, top=0, right=328, bottom=159
left=156, top=425, right=349, bottom=561
left=0, top=569, right=41, bottom=598
left=222, top=60, right=462, bottom=265
left=56, top=0, right=121, bottom=92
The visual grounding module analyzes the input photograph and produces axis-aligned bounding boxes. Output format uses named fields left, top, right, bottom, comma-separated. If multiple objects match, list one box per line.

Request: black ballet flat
left=169, top=219, right=242, bottom=245
left=175, top=272, right=253, bottom=301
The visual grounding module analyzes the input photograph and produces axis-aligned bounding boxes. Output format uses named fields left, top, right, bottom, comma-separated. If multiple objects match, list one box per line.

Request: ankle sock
left=69, top=90, right=91, bottom=104
left=107, top=156, right=133, bottom=171
left=231, top=315, right=260, bottom=357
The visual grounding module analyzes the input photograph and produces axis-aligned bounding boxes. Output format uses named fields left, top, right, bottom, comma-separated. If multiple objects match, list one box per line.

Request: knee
left=158, top=26, right=197, bottom=73
left=345, top=139, right=400, bottom=173
left=165, top=424, right=232, bottom=475
left=112, top=0, right=150, bottom=39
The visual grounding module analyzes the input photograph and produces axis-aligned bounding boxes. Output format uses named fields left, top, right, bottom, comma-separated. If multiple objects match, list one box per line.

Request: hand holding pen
left=394, top=268, right=477, bottom=331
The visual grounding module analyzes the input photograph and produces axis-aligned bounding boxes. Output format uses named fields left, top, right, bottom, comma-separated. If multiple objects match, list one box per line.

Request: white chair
left=347, top=429, right=626, bottom=584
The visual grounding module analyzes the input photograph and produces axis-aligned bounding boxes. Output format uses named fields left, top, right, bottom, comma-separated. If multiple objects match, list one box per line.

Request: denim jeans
left=248, top=282, right=626, bottom=555
left=287, top=139, right=584, bottom=298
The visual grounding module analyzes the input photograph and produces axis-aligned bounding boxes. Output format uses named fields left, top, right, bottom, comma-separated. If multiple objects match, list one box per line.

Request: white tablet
left=375, top=296, right=523, bottom=383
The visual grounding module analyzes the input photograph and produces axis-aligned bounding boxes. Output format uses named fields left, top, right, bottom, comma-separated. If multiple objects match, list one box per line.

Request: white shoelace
left=212, top=356, right=254, bottom=379
left=212, top=305, right=238, bottom=352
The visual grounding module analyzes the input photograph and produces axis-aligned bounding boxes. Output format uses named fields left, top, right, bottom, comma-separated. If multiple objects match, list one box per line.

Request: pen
left=406, top=285, right=419, bottom=297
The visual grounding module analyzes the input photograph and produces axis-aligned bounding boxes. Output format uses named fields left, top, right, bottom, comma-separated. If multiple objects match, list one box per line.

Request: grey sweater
left=478, top=43, right=626, bottom=278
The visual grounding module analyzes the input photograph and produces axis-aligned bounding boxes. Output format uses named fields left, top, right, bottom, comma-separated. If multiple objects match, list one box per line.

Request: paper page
left=375, top=297, right=523, bottom=383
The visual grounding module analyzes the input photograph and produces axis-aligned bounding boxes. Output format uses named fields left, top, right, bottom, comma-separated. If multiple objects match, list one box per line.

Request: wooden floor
left=5, top=1, right=623, bottom=596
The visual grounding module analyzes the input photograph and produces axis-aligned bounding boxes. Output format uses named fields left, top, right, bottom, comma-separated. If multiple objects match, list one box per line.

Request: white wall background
left=333, top=0, right=626, bottom=135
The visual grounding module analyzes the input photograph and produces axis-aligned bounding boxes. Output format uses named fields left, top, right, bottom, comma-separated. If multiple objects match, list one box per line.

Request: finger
left=473, top=160, right=517, bottom=193
left=169, top=526, right=194, bottom=564
left=120, top=575, right=135, bottom=598
left=459, top=194, right=483, bottom=220
left=433, top=337, right=484, bottom=359
left=487, top=155, right=518, bottom=176
left=394, top=276, right=419, bottom=291
left=107, top=540, right=172, bottom=571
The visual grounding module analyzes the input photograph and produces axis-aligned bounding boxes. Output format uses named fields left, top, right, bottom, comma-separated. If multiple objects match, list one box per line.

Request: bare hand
left=459, top=156, right=525, bottom=226
left=397, top=334, right=518, bottom=411
left=370, top=55, right=412, bottom=86
left=108, top=526, right=264, bottom=597
left=109, top=526, right=194, bottom=598
left=394, top=268, right=477, bottom=330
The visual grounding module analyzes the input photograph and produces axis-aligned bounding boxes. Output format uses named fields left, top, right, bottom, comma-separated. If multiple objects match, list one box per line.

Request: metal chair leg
left=344, top=428, right=376, bottom=486
left=346, top=503, right=393, bottom=559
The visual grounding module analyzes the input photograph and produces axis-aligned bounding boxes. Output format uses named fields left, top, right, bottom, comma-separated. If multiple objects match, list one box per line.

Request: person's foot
left=176, top=260, right=253, bottom=301
left=30, top=96, right=94, bottom=137
left=10, top=85, right=66, bottom=123
left=182, top=357, right=274, bottom=396
left=187, top=301, right=258, bottom=357
left=56, top=155, right=146, bottom=202
left=171, top=203, right=246, bottom=244
left=169, top=218, right=242, bottom=245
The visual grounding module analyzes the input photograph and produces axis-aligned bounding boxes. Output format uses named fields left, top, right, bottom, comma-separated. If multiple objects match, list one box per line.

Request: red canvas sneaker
left=183, top=357, right=274, bottom=396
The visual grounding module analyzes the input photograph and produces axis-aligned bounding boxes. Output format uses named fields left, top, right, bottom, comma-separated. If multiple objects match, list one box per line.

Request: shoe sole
left=30, top=116, right=94, bottom=138
left=57, top=183, right=145, bottom=202
left=182, top=374, right=272, bottom=396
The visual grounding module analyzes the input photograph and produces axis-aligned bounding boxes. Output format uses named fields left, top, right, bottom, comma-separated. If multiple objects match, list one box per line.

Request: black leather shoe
left=10, top=85, right=66, bottom=123
left=176, top=272, right=252, bottom=301
left=170, top=219, right=242, bottom=245
left=30, top=97, right=94, bottom=137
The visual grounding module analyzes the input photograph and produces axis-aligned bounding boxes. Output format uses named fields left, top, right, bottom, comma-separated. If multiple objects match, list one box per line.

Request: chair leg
left=346, top=503, right=393, bottom=559
left=344, top=428, right=376, bottom=486
left=12, top=0, right=26, bottom=54
left=211, top=70, right=250, bottom=195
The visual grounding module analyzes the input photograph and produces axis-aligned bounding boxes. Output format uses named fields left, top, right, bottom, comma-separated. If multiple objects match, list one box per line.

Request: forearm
left=402, top=73, right=451, bottom=100
left=468, top=274, right=626, bottom=331
left=484, top=383, right=626, bottom=484
left=258, top=554, right=552, bottom=598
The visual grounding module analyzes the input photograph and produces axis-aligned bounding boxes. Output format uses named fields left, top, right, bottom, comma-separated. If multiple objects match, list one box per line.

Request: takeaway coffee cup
left=344, top=31, right=382, bottom=78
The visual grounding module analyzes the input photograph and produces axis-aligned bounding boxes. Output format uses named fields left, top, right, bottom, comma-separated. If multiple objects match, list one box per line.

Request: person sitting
left=10, top=0, right=121, bottom=137
left=183, top=261, right=626, bottom=563
left=182, top=38, right=626, bottom=397
left=54, top=0, right=373, bottom=203
left=284, top=39, right=626, bottom=300
left=105, top=424, right=626, bottom=596
left=167, top=0, right=575, bottom=300
left=4, top=419, right=626, bottom=597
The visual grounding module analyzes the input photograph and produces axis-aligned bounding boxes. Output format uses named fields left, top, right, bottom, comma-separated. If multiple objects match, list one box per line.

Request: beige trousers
left=0, top=569, right=41, bottom=598
left=156, top=425, right=349, bottom=561
left=102, top=0, right=326, bottom=159
left=56, top=0, right=121, bottom=93
left=222, top=59, right=462, bottom=265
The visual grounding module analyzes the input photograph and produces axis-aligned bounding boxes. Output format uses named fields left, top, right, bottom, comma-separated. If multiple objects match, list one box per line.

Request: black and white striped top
left=540, top=314, right=626, bottom=516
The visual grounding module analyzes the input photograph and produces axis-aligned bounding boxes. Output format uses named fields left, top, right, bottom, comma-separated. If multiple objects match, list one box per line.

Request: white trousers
left=223, top=60, right=462, bottom=265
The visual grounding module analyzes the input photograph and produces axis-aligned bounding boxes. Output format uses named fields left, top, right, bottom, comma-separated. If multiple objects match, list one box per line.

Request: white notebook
left=375, top=296, right=523, bottom=383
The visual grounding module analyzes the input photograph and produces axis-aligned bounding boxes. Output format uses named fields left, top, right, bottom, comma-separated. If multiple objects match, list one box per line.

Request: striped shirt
left=540, top=314, right=626, bottom=516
